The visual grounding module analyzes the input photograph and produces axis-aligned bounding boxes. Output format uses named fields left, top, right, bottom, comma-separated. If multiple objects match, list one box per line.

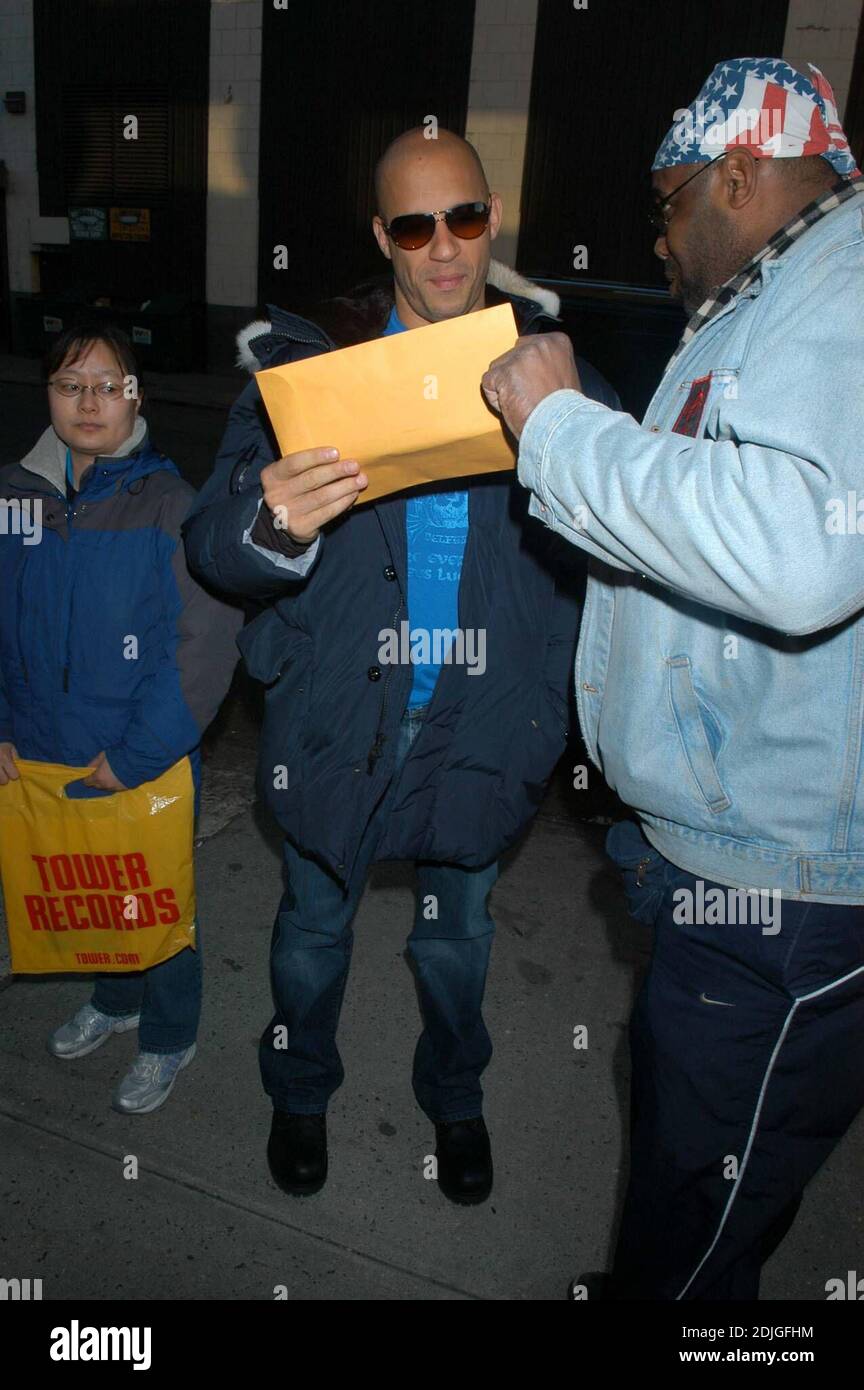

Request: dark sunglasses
left=382, top=201, right=492, bottom=250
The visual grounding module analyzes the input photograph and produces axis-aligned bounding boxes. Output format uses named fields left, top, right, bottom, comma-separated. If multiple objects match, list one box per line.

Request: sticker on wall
left=69, top=207, right=108, bottom=241
left=43, top=316, right=63, bottom=333
left=131, top=326, right=152, bottom=345
left=110, top=208, right=151, bottom=241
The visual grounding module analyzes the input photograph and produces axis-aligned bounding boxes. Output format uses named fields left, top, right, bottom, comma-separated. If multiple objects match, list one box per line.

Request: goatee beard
left=681, top=277, right=715, bottom=314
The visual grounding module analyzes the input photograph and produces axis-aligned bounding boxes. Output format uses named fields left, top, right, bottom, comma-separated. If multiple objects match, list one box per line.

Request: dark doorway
left=845, top=5, right=864, bottom=173
left=257, top=0, right=476, bottom=311
left=517, top=0, right=790, bottom=417
left=29, top=0, right=209, bottom=365
left=518, top=0, right=791, bottom=289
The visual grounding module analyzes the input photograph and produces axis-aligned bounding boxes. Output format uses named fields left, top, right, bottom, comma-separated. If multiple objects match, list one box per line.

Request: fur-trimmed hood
left=236, top=260, right=560, bottom=372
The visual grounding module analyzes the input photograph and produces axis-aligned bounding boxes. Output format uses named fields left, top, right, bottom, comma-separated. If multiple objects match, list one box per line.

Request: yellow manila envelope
left=255, top=302, right=519, bottom=504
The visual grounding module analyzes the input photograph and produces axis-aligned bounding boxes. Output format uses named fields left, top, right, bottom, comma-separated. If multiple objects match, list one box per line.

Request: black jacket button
left=367, top=666, right=381, bottom=681
left=383, top=565, right=396, bottom=581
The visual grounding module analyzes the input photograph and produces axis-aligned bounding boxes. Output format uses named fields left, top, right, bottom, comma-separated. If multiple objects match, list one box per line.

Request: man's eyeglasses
left=382, top=201, right=491, bottom=250
left=49, top=379, right=126, bottom=399
left=649, top=153, right=728, bottom=233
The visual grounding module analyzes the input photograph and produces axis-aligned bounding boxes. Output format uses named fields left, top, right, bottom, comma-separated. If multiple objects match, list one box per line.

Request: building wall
left=783, top=0, right=864, bottom=120
left=206, top=0, right=262, bottom=309
left=465, top=0, right=864, bottom=268
left=0, top=0, right=263, bottom=308
left=1, top=0, right=861, bottom=315
left=0, top=0, right=38, bottom=294
left=465, top=0, right=538, bottom=269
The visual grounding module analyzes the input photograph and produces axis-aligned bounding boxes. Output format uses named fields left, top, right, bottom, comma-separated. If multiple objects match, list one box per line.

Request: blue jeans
left=609, top=851, right=864, bottom=1300
left=91, top=931, right=202, bottom=1053
left=260, top=705, right=499, bottom=1121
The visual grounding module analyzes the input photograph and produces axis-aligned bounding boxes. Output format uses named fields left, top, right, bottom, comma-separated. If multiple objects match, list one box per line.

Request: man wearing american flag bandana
left=483, top=58, right=864, bottom=1300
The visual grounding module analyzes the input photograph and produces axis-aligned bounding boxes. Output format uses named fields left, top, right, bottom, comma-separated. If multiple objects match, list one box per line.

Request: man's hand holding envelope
left=481, top=331, right=583, bottom=439
left=256, top=304, right=522, bottom=535
left=260, top=445, right=368, bottom=546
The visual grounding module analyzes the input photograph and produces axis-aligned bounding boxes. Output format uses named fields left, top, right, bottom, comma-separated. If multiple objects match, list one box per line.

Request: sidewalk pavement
left=0, top=350, right=861, bottom=1298
left=1, top=746, right=862, bottom=1301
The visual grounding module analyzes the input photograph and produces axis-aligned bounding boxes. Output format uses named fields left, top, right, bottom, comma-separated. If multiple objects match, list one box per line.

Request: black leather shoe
left=267, top=1111, right=328, bottom=1196
left=434, top=1116, right=493, bottom=1205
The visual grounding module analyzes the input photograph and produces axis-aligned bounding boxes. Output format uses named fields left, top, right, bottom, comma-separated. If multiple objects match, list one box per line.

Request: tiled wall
left=783, top=0, right=863, bottom=120
left=465, top=0, right=539, bottom=269
left=206, top=0, right=262, bottom=308
left=0, top=0, right=38, bottom=294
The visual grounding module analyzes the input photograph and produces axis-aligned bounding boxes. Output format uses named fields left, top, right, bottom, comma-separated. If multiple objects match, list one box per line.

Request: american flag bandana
left=665, top=172, right=864, bottom=372
left=654, top=58, right=860, bottom=179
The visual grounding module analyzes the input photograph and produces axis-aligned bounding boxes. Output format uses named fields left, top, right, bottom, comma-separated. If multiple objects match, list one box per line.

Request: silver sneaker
left=49, top=1002, right=140, bottom=1059
left=111, top=1043, right=197, bottom=1115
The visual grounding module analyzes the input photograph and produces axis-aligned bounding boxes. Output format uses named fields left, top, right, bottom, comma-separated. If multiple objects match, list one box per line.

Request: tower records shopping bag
left=0, top=757, right=196, bottom=974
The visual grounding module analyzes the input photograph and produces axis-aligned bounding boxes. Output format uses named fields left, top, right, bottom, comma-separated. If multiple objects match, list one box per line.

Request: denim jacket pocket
left=667, top=656, right=732, bottom=813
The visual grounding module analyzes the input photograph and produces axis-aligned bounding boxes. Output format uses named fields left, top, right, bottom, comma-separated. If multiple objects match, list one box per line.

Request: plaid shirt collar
left=666, top=173, right=864, bottom=370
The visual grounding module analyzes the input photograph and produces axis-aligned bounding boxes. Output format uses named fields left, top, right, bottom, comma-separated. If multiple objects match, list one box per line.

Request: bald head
left=374, top=128, right=489, bottom=219
left=370, top=126, right=502, bottom=328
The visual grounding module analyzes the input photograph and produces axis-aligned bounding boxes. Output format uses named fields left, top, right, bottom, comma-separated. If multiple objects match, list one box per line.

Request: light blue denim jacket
left=517, top=189, right=864, bottom=902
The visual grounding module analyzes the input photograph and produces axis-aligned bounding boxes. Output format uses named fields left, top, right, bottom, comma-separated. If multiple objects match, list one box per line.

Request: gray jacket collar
left=19, top=415, right=148, bottom=494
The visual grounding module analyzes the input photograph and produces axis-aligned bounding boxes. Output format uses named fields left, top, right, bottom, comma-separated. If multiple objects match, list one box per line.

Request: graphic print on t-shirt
left=406, top=489, right=469, bottom=706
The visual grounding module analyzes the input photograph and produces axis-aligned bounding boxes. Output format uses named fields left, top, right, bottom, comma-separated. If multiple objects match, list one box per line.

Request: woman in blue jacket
left=0, top=324, right=240, bottom=1113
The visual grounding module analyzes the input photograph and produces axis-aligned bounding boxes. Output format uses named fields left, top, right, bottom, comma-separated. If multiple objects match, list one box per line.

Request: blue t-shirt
left=382, top=306, right=468, bottom=708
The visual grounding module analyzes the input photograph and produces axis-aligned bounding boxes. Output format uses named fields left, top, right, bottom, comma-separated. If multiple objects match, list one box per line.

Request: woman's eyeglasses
left=49, top=380, right=126, bottom=399
left=383, top=201, right=491, bottom=250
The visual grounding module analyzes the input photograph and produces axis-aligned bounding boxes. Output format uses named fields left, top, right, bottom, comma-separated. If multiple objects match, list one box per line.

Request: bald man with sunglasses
left=185, top=129, right=617, bottom=1205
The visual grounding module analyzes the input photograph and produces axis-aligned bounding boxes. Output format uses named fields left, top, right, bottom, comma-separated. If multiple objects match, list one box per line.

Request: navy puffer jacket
left=0, top=419, right=241, bottom=798
left=184, top=272, right=619, bottom=879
